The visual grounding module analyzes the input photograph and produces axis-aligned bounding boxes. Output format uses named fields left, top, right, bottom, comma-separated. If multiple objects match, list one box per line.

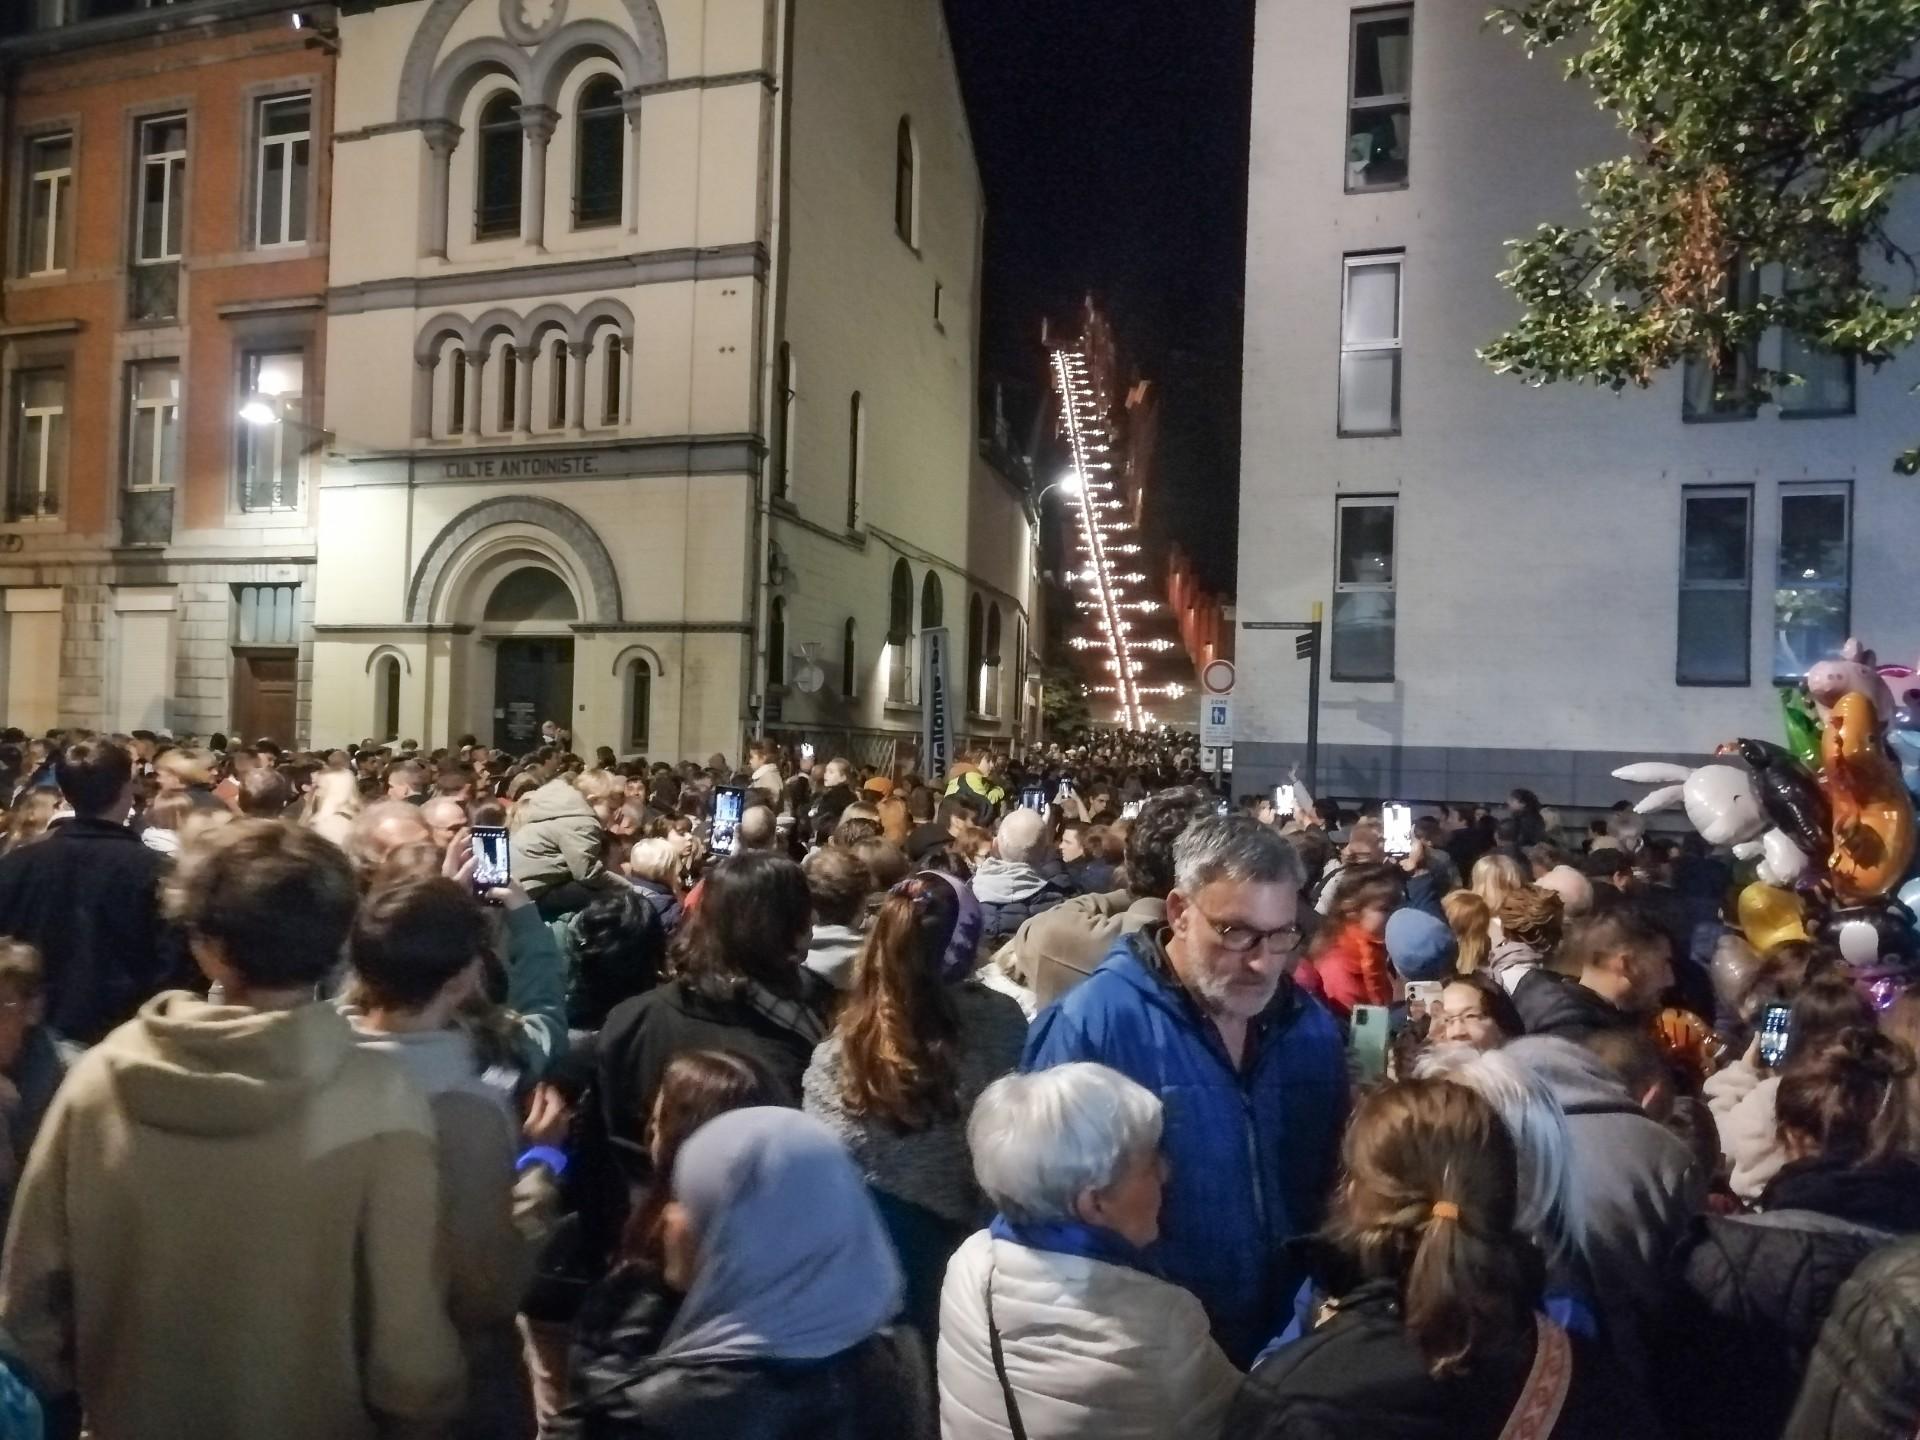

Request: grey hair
left=1172, top=813, right=1305, bottom=895
left=995, top=807, right=1049, bottom=868
left=968, top=1063, right=1163, bottom=1224
left=1414, top=1043, right=1584, bottom=1261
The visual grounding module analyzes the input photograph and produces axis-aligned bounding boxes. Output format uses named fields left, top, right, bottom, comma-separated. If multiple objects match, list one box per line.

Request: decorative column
left=464, top=349, right=486, bottom=441
left=421, top=121, right=462, bottom=259
left=565, top=340, right=590, bottom=434
left=513, top=344, right=537, bottom=439
left=621, top=89, right=645, bottom=233
left=412, top=354, right=439, bottom=441
left=517, top=104, right=559, bottom=250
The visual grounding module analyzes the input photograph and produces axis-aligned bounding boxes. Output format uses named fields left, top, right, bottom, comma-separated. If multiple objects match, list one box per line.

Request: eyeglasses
left=1188, top=903, right=1304, bottom=956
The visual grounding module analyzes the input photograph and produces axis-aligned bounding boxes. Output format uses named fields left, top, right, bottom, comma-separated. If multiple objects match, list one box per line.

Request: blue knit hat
left=1385, top=907, right=1457, bottom=982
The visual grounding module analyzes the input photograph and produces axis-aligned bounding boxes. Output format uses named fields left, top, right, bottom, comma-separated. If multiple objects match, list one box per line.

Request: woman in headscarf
left=560, top=1106, right=928, bottom=1439
left=804, top=870, right=1028, bottom=1340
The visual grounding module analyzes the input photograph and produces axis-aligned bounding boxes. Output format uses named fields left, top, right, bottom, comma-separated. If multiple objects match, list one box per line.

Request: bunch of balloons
left=1616, top=638, right=1920, bottom=1009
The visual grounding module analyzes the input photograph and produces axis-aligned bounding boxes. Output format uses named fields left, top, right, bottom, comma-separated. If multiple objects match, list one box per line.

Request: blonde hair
left=1470, top=853, right=1528, bottom=915
left=1442, top=890, right=1492, bottom=975
left=628, top=837, right=679, bottom=885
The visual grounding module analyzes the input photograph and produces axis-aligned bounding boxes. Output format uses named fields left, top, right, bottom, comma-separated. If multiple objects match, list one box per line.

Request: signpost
left=1240, top=602, right=1323, bottom=793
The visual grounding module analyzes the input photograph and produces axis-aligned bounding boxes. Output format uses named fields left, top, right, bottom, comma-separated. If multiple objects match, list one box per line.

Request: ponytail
left=1403, top=1191, right=1541, bottom=1377
left=836, top=887, right=961, bottom=1129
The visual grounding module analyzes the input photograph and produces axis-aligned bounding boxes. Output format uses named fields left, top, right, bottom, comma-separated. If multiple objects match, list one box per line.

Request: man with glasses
left=1022, top=813, right=1349, bottom=1365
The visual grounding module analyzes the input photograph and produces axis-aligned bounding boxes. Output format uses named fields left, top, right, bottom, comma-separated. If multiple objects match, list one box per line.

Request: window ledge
left=1336, top=428, right=1401, bottom=440
left=1778, top=408, right=1855, bottom=422
left=883, top=701, right=922, bottom=716
left=1344, top=181, right=1410, bottom=196
left=1681, top=411, right=1759, bottom=425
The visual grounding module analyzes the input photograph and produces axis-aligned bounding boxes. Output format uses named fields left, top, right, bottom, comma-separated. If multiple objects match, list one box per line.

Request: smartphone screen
left=1121, top=800, right=1145, bottom=819
left=799, top=743, right=816, bottom=765
left=1383, top=802, right=1414, bottom=858
left=1020, top=787, right=1048, bottom=813
left=711, top=786, right=748, bottom=856
left=1349, top=1004, right=1393, bottom=1083
left=1273, top=783, right=1295, bottom=814
left=1758, top=1002, right=1793, bottom=1068
left=471, top=826, right=511, bottom=895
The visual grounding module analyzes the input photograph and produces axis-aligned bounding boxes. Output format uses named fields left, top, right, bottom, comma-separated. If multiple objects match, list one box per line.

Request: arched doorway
left=485, top=563, right=578, bottom=751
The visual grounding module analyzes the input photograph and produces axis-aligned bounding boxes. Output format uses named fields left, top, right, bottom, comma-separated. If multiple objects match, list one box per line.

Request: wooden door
left=232, top=649, right=297, bottom=746
left=493, top=638, right=574, bottom=751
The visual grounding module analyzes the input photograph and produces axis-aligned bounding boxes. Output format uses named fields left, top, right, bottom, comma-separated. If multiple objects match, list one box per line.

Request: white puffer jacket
left=937, top=1229, right=1240, bottom=1440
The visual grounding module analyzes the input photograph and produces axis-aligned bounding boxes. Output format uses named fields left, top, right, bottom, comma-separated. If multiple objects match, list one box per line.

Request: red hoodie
left=1293, top=924, right=1391, bottom=1021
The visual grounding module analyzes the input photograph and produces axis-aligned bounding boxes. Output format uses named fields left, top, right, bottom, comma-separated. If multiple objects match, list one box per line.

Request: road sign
left=1201, top=658, right=1236, bottom=695
left=1201, top=695, right=1233, bottom=749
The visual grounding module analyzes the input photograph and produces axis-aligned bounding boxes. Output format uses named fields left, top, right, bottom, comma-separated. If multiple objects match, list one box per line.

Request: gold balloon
left=1739, top=882, right=1808, bottom=953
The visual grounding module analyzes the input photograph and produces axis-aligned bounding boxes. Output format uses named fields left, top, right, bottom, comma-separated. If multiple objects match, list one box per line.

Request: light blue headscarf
left=659, top=1107, right=904, bottom=1364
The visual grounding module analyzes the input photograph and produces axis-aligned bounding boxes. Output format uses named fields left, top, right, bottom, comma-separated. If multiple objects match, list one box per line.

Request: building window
left=8, top=368, right=66, bottom=521
left=449, top=346, right=468, bottom=434
left=934, top=282, right=945, bottom=326
left=136, top=114, right=187, bottom=263
left=767, top=597, right=786, bottom=688
left=841, top=618, right=858, bottom=700
left=1331, top=497, right=1396, bottom=681
left=1683, top=262, right=1760, bottom=421
left=966, top=594, right=985, bottom=713
left=921, top=571, right=944, bottom=630
left=1774, top=483, right=1851, bottom=683
left=626, top=658, right=651, bottom=751
left=239, top=350, right=305, bottom=512
left=1347, top=7, right=1412, bottom=191
left=23, top=133, right=73, bottom=277
left=887, top=559, right=913, bottom=703
left=1678, top=486, right=1753, bottom=685
left=895, top=117, right=918, bottom=247
left=601, top=337, right=623, bottom=427
left=126, top=360, right=180, bottom=490
left=234, top=583, right=299, bottom=645
left=773, top=343, right=795, bottom=500
left=374, top=655, right=401, bottom=742
left=574, top=75, right=624, bottom=228
left=476, top=93, right=523, bottom=241
left=548, top=337, right=568, bottom=429
left=847, top=391, right=865, bottom=530
left=254, top=93, right=310, bottom=247
left=1340, top=253, right=1402, bottom=436
left=1780, top=274, right=1855, bottom=418
left=985, top=603, right=1003, bottom=718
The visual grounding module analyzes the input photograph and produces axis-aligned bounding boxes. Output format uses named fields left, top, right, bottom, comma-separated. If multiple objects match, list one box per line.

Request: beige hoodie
left=0, top=993, right=465, bottom=1440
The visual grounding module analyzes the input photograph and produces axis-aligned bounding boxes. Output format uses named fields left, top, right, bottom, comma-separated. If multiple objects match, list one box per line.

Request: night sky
left=945, top=0, right=1257, bottom=594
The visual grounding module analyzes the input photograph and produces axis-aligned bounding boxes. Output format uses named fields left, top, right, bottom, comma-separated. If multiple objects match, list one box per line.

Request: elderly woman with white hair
left=938, top=1063, right=1240, bottom=1440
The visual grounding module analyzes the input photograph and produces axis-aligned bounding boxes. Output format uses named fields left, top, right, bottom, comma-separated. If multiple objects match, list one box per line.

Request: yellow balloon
left=1739, top=882, right=1808, bottom=953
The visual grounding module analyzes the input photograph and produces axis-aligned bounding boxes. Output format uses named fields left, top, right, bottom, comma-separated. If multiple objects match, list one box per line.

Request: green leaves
left=1486, top=0, right=1920, bottom=467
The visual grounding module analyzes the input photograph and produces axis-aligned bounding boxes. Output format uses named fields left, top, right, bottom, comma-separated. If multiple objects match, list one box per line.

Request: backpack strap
left=1497, top=1315, right=1573, bottom=1440
left=985, top=1266, right=1029, bottom=1440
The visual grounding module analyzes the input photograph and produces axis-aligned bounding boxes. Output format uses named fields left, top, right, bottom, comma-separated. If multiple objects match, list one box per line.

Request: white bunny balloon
left=1611, top=759, right=1811, bottom=887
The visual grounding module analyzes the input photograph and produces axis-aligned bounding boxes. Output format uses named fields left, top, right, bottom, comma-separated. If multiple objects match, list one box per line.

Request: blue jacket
left=1022, top=930, right=1349, bottom=1366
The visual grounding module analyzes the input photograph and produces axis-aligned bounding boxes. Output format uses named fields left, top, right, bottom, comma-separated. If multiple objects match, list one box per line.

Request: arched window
left=985, top=603, right=1003, bottom=718
left=548, top=335, right=568, bottom=428
left=847, top=391, right=864, bottom=531
left=574, top=75, right=624, bottom=228
left=626, top=657, right=652, bottom=751
left=966, top=595, right=984, bottom=714
left=447, top=343, right=469, bottom=437
left=773, top=342, right=795, bottom=500
left=894, top=117, right=917, bottom=246
left=476, top=92, right=523, bottom=240
left=601, top=335, right=624, bottom=427
left=497, top=340, right=518, bottom=432
left=767, top=596, right=786, bottom=688
left=841, top=618, right=857, bottom=700
left=920, top=571, right=943, bottom=630
left=887, top=558, right=913, bottom=703
left=374, top=655, right=401, bottom=741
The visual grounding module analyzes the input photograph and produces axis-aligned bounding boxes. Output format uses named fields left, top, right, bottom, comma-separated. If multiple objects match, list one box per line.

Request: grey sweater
left=802, top=983, right=1028, bottom=1226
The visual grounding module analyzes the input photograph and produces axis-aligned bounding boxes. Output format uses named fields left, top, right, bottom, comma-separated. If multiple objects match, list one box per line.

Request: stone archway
left=407, top=495, right=622, bottom=624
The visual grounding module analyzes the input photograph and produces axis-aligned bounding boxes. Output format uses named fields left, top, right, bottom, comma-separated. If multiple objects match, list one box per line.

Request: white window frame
left=1677, top=484, right=1753, bottom=687
left=136, top=114, right=187, bottom=265
left=1346, top=5, right=1413, bottom=193
left=126, top=360, right=180, bottom=492
left=11, top=368, right=66, bottom=521
left=24, top=133, right=73, bottom=277
left=1339, top=252, right=1403, bottom=437
left=1331, top=494, right=1397, bottom=682
left=1772, top=481, right=1852, bottom=683
left=253, top=93, right=311, bottom=249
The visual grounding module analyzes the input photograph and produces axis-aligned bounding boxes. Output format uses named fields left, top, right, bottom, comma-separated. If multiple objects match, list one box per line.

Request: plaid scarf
left=695, top=971, right=828, bottom=1047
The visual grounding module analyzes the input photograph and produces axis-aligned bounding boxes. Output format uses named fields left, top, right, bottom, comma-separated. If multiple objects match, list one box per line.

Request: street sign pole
left=1305, top=602, right=1322, bottom=797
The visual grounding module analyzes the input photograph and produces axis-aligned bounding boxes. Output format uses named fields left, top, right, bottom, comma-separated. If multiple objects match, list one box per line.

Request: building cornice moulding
left=328, top=243, right=765, bottom=314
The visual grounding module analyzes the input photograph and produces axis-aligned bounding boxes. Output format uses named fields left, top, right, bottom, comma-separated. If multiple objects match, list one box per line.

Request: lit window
left=254, top=93, right=311, bottom=247
left=240, top=349, right=305, bottom=512
left=1347, top=8, right=1412, bottom=191
left=1678, top=486, right=1752, bottom=686
left=1773, top=484, right=1850, bottom=683
left=23, top=133, right=72, bottom=276
left=887, top=559, right=913, bottom=703
left=1340, top=253, right=1402, bottom=436
left=1332, top=497, right=1396, bottom=681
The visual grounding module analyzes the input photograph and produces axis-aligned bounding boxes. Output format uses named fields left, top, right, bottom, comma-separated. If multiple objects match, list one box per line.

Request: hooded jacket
left=512, top=776, right=607, bottom=896
left=0, top=994, right=464, bottom=1440
left=1008, top=890, right=1167, bottom=1009
left=1023, top=931, right=1349, bottom=1366
left=804, top=923, right=867, bottom=991
left=1785, top=1234, right=1920, bottom=1440
left=1488, top=937, right=1546, bottom=995
left=1511, top=967, right=1636, bottom=1042
left=1506, top=1036, right=1704, bottom=1384
left=971, top=858, right=1075, bottom=948
left=1292, top=925, right=1390, bottom=1022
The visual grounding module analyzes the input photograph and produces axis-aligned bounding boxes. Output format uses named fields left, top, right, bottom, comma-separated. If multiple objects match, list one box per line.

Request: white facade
left=1236, top=0, right=1920, bottom=806
left=313, top=0, right=1033, bottom=762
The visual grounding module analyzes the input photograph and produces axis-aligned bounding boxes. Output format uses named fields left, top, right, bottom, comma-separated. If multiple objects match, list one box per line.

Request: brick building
left=0, top=0, right=334, bottom=739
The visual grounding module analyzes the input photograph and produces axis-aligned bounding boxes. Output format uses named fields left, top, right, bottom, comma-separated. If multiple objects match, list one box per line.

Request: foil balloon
left=1821, top=692, right=1919, bottom=905
left=1816, top=903, right=1920, bottom=1007
left=1808, top=639, right=1898, bottom=726
left=1781, top=687, right=1822, bottom=770
left=1738, top=881, right=1808, bottom=953
left=1735, top=738, right=1831, bottom=862
left=1900, top=876, right=1920, bottom=915
left=1883, top=668, right=1920, bottom=807
left=1709, top=931, right=1761, bottom=1017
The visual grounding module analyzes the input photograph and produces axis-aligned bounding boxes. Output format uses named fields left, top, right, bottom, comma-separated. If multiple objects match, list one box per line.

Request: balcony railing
left=128, top=262, right=178, bottom=324
left=120, top=487, right=173, bottom=547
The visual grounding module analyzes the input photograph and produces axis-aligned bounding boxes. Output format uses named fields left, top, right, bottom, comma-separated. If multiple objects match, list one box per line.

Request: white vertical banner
left=920, top=626, right=954, bottom=779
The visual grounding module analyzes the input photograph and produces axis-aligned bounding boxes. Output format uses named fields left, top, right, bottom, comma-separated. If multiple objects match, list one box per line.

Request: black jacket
left=1226, top=1281, right=1643, bottom=1440
left=1512, top=968, right=1634, bottom=1043
left=555, top=1325, right=930, bottom=1440
left=1658, top=1156, right=1920, bottom=1440
left=1785, top=1235, right=1920, bottom=1440
left=0, top=817, right=174, bottom=1043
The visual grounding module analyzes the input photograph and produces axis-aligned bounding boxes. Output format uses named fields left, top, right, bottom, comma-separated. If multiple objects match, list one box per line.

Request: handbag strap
left=1497, top=1314, right=1574, bottom=1440
left=985, top=1266, right=1029, bottom=1440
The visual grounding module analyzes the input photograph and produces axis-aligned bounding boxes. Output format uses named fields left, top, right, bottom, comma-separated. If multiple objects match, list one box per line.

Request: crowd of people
left=0, top=722, right=1913, bottom=1438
